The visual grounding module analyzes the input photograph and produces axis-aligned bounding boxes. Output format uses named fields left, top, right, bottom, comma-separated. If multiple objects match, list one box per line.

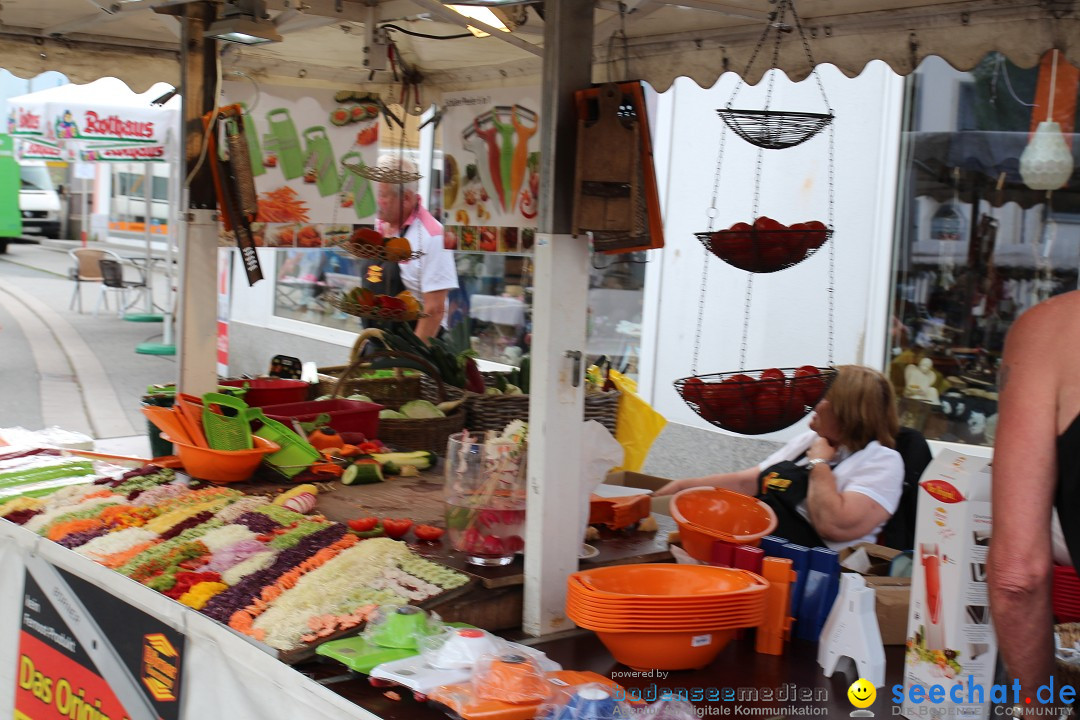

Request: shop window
left=888, top=53, right=1080, bottom=447
left=272, top=246, right=645, bottom=378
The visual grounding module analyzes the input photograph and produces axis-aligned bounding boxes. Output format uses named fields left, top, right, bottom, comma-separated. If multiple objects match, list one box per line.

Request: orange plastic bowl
left=163, top=434, right=280, bottom=484
left=670, top=488, right=777, bottom=562
left=565, top=601, right=766, bottom=631
left=569, top=576, right=767, bottom=609
left=571, top=564, right=767, bottom=599
left=594, top=628, right=735, bottom=671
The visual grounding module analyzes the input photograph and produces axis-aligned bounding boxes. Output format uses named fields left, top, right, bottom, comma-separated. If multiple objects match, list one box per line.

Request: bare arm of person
left=801, top=435, right=890, bottom=542
left=988, top=301, right=1060, bottom=700
left=654, top=466, right=760, bottom=497
left=805, top=469, right=892, bottom=542
left=414, top=289, right=449, bottom=342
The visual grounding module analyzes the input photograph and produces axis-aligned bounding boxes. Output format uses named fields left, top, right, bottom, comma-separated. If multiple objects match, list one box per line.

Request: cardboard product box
left=603, top=471, right=671, bottom=515
left=902, top=450, right=993, bottom=719
left=838, top=543, right=912, bottom=646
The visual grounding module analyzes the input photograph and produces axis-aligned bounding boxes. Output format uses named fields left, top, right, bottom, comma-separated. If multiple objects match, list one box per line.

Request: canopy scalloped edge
left=0, top=33, right=180, bottom=92
left=594, top=14, right=1080, bottom=93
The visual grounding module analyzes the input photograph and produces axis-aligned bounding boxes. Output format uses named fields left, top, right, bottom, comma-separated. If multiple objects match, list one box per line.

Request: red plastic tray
left=219, top=378, right=310, bottom=408
left=261, top=398, right=383, bottom=437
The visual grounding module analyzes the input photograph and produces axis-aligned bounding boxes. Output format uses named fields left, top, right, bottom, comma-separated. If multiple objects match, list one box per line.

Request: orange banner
left=1029, top=50, right=1080, bottom=142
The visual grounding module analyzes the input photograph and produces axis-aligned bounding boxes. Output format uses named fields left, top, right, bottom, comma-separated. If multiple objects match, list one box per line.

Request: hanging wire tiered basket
left=675, top=368, right=836, bottom=435
left=332, top=240, right=424, bottom=263
left=716, top=108, right=832, bottom=151
left=677, top=0, right=838, bottom=434
left=341, top=155, right=423, bottom=185
left=694, top=221, right=830, bottom=274
left=715, top=1, right=833, bottom=151
left=326, top=291, right=428, bottom=323
left=696, top=0, right=835, bottom=275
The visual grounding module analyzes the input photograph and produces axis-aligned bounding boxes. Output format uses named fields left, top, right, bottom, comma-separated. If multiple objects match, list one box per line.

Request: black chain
left=788, top=0, right=834, bottom=114
left=740, top=275, right=754, bottom=370
left=692, top=125, right=728, bottom=375
left=827, top=121, right=836, bottom=365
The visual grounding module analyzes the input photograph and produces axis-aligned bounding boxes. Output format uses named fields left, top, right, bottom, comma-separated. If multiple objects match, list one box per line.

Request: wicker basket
left=316, top=365, right=421, bottom=407
left=465, top=372, right=620, bottom=434
left=1055, top=623, right=1080, bottom=689
left=332, top=351, right=465, bottom=455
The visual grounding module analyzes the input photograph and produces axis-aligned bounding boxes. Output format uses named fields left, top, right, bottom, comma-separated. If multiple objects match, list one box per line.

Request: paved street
left=0, top=241, right=178, bottom=441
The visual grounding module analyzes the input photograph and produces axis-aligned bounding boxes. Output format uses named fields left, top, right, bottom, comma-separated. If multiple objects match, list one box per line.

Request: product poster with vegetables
left=15, top=562, right=185, bottom=720
left=221, top=82, right=382, bottom=249
left=440, top=87, right=540, bottom=254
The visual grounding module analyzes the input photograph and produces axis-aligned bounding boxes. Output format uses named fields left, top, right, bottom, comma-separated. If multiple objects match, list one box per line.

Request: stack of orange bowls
left=670, top=488, right=778, bottom=563
left=566, top=564, right=769, bottom=671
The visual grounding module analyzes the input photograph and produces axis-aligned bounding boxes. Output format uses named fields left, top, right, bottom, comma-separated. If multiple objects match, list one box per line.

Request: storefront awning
left=0, top=1, right=1076, bottom=97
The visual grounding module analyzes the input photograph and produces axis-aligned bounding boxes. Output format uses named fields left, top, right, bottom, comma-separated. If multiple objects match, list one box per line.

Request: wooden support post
left=176, top=2, right=221, bottom=396
left=523, top=0, right=595, bottom=637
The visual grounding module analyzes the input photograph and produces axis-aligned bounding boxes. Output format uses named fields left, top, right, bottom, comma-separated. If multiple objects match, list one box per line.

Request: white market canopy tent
left=7, top=77, right=180, bottom=160
left=0, top=1, right=1075, bottom=95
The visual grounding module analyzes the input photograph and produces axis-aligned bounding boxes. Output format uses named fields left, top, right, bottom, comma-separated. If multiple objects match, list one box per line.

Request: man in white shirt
left=374, top=154, right=459, bottom=341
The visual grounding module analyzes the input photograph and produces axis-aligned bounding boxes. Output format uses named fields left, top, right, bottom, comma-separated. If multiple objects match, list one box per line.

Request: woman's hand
left=654, top=477, right=702, bottom=496
left=807, top=435, right=837, bottom=464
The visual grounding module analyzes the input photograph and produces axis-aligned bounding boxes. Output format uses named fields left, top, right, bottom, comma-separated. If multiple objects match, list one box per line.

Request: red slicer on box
left=920, top=543, right=945, bottom=651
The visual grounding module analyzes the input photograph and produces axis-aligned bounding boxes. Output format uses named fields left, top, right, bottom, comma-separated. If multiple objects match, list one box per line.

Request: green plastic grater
left=266, top=108, right=305, bottom=180
left=303, top=126, right=341, bottom=197
left=340, top=154, right=376, bottom=218
left=250, top=410, right=322, bottom=478
left=238, top=103, right=264, bottom=176
left=202, top=392, right=254, bottom=451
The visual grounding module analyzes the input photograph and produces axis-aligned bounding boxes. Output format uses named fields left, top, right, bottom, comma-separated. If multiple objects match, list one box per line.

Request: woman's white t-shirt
left=757, top=430, right=904, bottom=551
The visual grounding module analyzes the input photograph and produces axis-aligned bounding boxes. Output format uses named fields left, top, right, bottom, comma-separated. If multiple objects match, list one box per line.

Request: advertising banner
left=16, top=139, right=64, bottom=162
left=440, top=87, right=540, bottom=254
left=221, top=82, right=382, bottom=250
left=14, top=556, right=185, bottom=720
left=80, top=144, right=168, bottom=163
left=0, top=135, right=24, bottom=238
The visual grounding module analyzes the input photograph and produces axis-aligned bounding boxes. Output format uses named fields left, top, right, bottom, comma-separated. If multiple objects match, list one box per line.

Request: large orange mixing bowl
left=670, top=488, right=777, bottom=562
left=572, top=564, right=767, bottom=599
left=163, top=434, right=279, bottom=483
left=594, top=629, right=736, bottom=671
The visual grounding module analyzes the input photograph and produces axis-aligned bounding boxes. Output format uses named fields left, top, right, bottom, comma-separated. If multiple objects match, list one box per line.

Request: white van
left=0, top=161, right=62, bottom=253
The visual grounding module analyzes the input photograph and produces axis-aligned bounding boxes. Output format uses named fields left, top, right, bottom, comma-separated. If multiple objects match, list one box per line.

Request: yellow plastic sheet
left=609, top=370, right=667, bottom=473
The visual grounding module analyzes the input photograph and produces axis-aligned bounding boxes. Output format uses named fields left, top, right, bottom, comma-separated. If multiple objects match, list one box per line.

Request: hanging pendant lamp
left=1020, top=50, right=1075, bottom=191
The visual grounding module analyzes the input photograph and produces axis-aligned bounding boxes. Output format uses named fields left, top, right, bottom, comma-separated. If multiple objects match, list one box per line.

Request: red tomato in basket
left=803, top=221, right=829, bottom=250
left=711, top=223, right=754, bottom=269
left=680, top=377, right=706, bottom=404
left=753, top=216, right=782, bottom=232
left=793, top=365, right=827, bottom=406
left=759, top=368, right=788, bottom=393
left=754, top=388, right=786, bottom=424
